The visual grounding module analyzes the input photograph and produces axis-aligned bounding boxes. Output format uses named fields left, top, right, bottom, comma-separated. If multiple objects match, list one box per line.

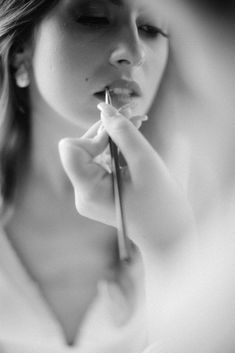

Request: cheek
left=138, top=37, right=169, bottom=117
left=147, top=37, right=169, bottom=93
left=30, top=22, right=95, bottom=122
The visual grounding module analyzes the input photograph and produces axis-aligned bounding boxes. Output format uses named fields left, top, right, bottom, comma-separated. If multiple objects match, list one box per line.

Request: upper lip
left=96, top=79, right=142, bottom=97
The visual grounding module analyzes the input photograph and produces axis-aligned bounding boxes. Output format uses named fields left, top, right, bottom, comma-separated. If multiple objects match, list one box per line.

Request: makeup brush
left=105, top=88, right=130, bottom=262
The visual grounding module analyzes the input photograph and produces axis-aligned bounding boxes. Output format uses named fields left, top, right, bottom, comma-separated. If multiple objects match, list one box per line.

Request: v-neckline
left=0, top=224, right=138, bottom=349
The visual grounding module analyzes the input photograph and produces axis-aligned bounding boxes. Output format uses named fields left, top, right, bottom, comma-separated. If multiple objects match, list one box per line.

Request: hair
left=0, top=0, right=60, bottom=219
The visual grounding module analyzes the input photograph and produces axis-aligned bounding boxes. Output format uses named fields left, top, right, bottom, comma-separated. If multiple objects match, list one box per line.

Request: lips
left=94, top=79, right=142, bottom=105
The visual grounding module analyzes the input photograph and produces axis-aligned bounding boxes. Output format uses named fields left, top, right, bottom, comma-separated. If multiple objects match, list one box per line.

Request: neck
left=30, top=109, right=86, bottom=196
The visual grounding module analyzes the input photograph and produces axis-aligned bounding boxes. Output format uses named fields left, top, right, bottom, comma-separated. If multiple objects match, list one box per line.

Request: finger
left=97, top=103, right=156, bottom=176
left=59, top=139, right=115, bottom=224
left=81, top=120, right=102, bottom=139
left=58, top=138, right=107, bottom=190
left=130, top=115, right=148, bottom=129
left=59, top=127, right=109, bottom=160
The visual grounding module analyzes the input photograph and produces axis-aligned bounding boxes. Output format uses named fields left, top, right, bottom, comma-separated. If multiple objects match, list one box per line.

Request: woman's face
left=29, top=0, right=169, bottom=131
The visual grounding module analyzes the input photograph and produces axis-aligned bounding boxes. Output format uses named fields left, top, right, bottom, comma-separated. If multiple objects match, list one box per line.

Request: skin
left=6, top=0, right=169, bottom=346
left=30, top=0, right=169, bottom=130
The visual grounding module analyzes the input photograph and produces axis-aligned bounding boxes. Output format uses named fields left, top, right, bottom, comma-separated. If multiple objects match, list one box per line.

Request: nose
left=109, top=25, right=146, bottom=69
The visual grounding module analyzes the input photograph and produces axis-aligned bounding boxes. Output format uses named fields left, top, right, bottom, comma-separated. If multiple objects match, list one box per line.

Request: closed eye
left=138, top=24, right=168, bottom=39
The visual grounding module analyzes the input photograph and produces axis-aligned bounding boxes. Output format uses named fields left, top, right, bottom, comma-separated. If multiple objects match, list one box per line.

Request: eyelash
left=76, top=16, right=167, bottom=39
left=76, top=16, right=109, bottom=28
left=138, top=25, right=167, bottom=39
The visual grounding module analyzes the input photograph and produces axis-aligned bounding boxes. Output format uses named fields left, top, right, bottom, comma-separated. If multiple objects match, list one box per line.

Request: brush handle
left=109, top=137, right=130, bottom=262
left=105, top=89, right=130, bottom=262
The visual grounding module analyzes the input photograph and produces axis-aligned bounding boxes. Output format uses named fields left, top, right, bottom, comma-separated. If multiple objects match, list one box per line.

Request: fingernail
left=142, top=115, right=149, bottom=122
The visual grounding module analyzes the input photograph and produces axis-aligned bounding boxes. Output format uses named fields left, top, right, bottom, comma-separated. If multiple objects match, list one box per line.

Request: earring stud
left=15, top=64, right=30, bottom=88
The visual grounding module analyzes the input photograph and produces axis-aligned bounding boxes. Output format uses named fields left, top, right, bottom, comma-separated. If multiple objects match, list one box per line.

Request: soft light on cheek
left=143, top=39, right=169, bottom=115
left=150, top=35, right=169, bottom=63
left=148, top=36, right=169, bottom=86
left=32, top=20, right=66, bottom=91
left=32, top=45, right=66, bottom=104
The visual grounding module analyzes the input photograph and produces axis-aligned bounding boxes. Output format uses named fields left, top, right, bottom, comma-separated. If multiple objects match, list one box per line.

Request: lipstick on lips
left=105, top=88, right=130, bottom=262
left=108, top=79, right=141, bottom=97
left=95, top=79, right=141, bottom=109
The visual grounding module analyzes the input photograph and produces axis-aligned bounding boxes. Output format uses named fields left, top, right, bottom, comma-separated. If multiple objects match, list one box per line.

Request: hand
left=59, top=104, right=195, bottom=258
left=58, top=105, right=197, bottom=347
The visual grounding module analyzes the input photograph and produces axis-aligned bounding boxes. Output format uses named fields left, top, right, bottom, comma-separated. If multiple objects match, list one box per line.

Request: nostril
left=117, top=58, right=131, bottom=65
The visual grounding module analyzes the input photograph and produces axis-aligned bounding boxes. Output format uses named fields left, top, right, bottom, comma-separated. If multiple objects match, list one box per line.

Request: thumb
left=97, top=103, right=156, bottom=176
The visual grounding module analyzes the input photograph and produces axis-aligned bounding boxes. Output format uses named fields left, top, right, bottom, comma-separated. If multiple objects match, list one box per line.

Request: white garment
left=0, top=226, right=157, bottom=353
